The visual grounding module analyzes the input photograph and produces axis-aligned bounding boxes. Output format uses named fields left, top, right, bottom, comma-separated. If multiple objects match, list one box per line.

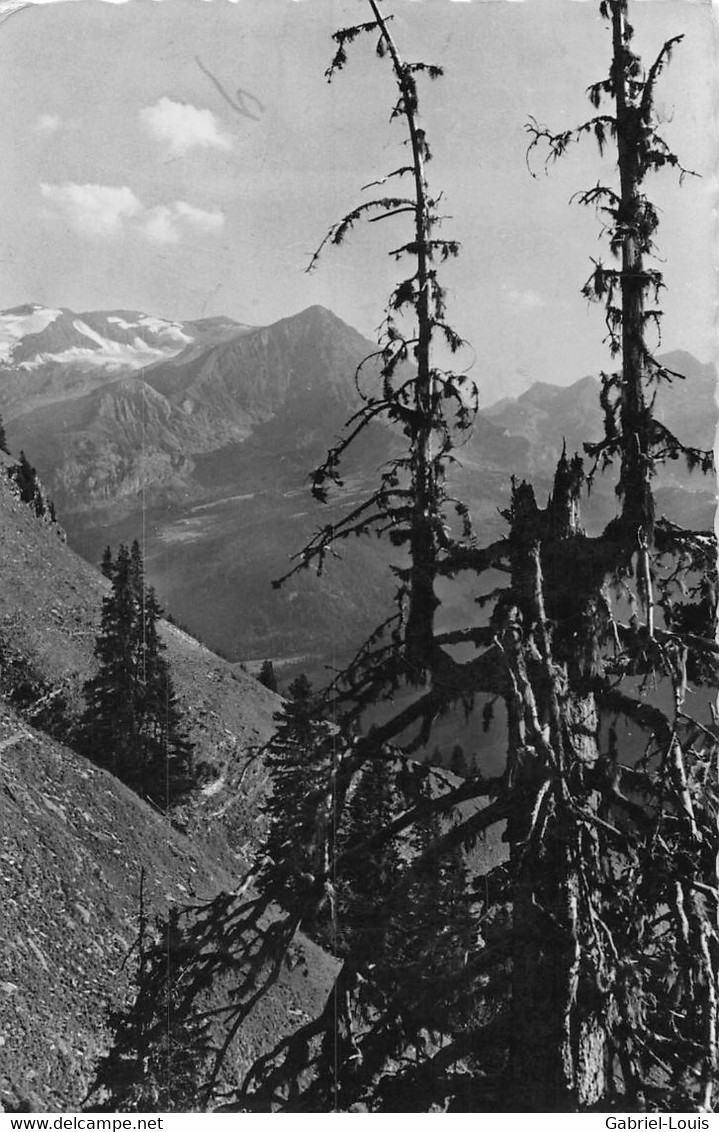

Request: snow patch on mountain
left=73, top=318, right=109, bottom=349
left=106, top=316, right=138, bottom=330
left=106, top=314, right=192, bottom=347
left=20, top=338, right=175, bottom=373
left=137, top=315, right=192, bottom=346
left=0, top=305, right=199, bottom=373
left=0, top=305, right=63, bottom=363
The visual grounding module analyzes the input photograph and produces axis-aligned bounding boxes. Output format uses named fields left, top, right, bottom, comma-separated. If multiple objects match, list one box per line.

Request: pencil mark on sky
left=0, top=4, right=29, bottom=31
left=194, top=56, right=264, bottom=122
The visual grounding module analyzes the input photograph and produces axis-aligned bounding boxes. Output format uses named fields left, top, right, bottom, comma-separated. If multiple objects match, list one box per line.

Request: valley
left=1, top=299, right=713, bottom=778
left=1, top=302, right=714, bottom=691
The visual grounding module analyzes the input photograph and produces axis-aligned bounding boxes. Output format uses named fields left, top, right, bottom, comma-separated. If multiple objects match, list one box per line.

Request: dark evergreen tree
left=335, top=756, right=403, bottom=961
left=101, top=544, right=114, bottom=580
left=257, top=660, right=278, bottom=693
left=137, top=586, right=195, bottom=806
left=257, top=675, right=337, bottom=941
left=372, top=806, right=481, bottom=1110
left=449, top=744, right=467, bottom=778
left=80, top=544, right=194, bottom=808
left=88, top=882, right=213, bottom=1112
left=129, top=539, right=145, bottom=603
left=8, top=450, right=45, bottom=516
left=83, top=543, right=141, bottom=778
left=0, top=412, right=8, bottom=455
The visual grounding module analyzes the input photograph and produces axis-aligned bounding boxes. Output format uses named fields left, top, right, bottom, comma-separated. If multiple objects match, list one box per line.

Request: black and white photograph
left=0, top=0, right=716, bottom=1114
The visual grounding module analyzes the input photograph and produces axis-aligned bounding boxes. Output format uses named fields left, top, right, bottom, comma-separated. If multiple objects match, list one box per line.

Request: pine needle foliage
left=79, top=541, right=195, bottom=809
left=6, top=449, right=56, bottom=521
left=257, top=659, right=278, bottom=693
left=88, top=875, right=214, bottom=1112
left=255, top=675, right=340, bottom=946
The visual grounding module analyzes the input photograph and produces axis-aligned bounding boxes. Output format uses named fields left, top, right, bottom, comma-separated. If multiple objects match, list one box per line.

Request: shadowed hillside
left=0, top=456, right=339, bottom=1111
left=0, top=451, right=283, bottom=852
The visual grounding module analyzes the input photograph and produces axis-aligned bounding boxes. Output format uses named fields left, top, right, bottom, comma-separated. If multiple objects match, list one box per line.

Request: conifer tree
left=137, top=586, right=195, bottom=805
left=129, top=539, right=144, bottom=605
left=89, top=887, right=213, bottom=1112
left=0, top=412, right=8, bottom=455
left=101, top=544, right=114, bottom=580
left=7, top=450, right=46, bottom=516
left=257, top=660, right=278, bottom=693
left=337, top=757, right=402, bottom=961
left=83, top=543, right=141, bottom=778
left=80, top=544, right=194, bottom=808
left=256, top=675, right=337, bottom=944
left=373, top=804, right=480, bottom=1110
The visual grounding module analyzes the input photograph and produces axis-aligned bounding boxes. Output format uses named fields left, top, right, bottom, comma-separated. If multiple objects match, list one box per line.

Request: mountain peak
left=295, top=304, right=338, bottom=320
left=0, top=305, right=249, bottom=381
left=3, top=302, right=50, bottom=316
left=272, top=305, right=366, bottom=336
left=0, top=304, right=65, bottom=365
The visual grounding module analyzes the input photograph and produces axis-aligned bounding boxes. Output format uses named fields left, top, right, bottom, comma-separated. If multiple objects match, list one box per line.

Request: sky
left=0, top=0, right=715, bottom=403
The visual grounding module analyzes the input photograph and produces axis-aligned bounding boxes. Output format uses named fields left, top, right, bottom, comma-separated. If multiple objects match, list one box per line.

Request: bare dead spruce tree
left=506, top=0, right=717, bottom=1107
left=276, top=0, right=474, bottom=691
left=94, top=0, right=717, bottom=1113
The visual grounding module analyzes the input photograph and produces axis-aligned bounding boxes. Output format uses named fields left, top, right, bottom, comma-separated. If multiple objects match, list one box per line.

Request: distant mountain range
left=1, top=303, right=531, bottom=511
left=484, top=349, right=717, bottom=473
left=1, top=301, right=252, bottom=364
left=1, top=302, right=714, bottom=680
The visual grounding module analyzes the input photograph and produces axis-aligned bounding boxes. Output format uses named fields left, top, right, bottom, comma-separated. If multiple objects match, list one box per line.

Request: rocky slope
left=0, top=450, right=283, bottom=853
left=0, top=700, right=337, bottom=1112
left=0, top=450, right=338, bottom=1111
left=0, top=701, right=234, bottom=1112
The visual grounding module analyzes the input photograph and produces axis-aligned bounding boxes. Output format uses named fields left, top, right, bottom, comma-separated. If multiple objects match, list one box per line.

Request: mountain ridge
left=1, top=302, right=714, bottom=676
left=2, top=304, right=393, bottom=514
left=483, top=349, right=716, bottom=470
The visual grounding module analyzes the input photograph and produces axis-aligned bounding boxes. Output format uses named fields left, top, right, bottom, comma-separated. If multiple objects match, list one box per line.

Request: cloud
left=139, top=97, right=231, bottom=156
left=142, top=205, right=180, bottom=245
left=503, top=286, right=546, bottom=310
left=40, top=181, right=225, bottom=244
left=143, top=201, right=225, bottom=245
left=40, top=182, right=142, bottom=236
left=36, top=114, right=61, bottom=132
left=173, top=200, right=224, bottom=231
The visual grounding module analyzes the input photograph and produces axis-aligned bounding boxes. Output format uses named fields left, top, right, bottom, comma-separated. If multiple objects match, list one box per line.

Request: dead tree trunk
left=505, top=456, right=609, bottom=1111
